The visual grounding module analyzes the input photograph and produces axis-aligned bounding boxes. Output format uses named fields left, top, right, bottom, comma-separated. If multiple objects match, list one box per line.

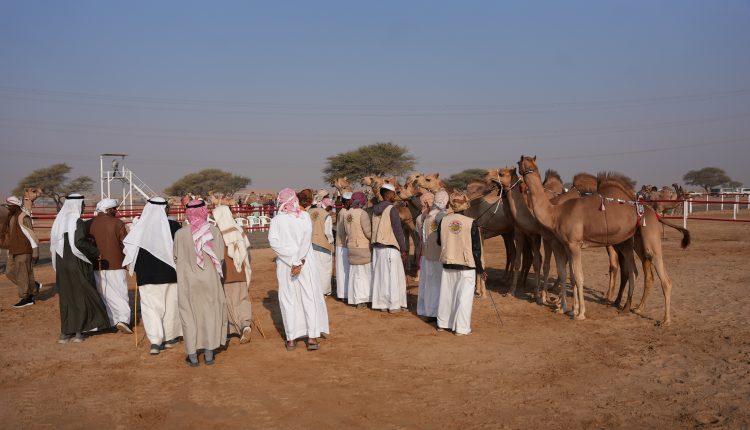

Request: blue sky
left=1, top=1, right=749, bottom=194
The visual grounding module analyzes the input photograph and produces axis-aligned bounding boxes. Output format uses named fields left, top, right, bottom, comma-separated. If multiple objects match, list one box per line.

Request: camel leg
left=568, top=245, right=585, bottom=320
left=650, top=254, right=673, bottom=326
left=606, top=245, right=619, bottom=303
left=519, top=238, right=533, bottom=291
left=501, top=232, right=516, bottom=282
left=531, top=235, right=543, bottom=304
left=615, top=240, right=637, bottom=313
left=541, top=236, right=553, bottom=300
left=613, top=250, right=627, bottom=307
left=553, top=245, right=568, bottom=313
left=507, top=232, right=525, bottom=296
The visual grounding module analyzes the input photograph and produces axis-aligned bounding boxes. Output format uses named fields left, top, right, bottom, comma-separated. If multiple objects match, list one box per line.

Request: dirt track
left=1, top=217, right=748, bottom=429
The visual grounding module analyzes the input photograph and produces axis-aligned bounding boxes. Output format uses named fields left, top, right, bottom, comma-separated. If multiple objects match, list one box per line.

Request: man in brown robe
left=2, top=196, right=39, bottom=308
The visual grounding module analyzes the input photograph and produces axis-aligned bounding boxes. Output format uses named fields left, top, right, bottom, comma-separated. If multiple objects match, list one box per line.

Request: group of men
left=281, top=183, right=487, bottom=337
left=2, top=194, right=254, bottom=367
left=2, top=182, right=486, bottom=364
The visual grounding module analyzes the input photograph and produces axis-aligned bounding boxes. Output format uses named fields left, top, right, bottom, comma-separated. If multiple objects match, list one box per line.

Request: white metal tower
left=99, top=153, right=157, bottom=208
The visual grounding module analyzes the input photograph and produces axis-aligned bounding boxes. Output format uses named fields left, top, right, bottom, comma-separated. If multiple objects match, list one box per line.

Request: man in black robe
left=50, top=194, right=110, bottom=343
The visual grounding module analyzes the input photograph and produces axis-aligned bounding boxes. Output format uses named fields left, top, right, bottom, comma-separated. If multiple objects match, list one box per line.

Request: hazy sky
left=1, top=1, right=749, bottom=197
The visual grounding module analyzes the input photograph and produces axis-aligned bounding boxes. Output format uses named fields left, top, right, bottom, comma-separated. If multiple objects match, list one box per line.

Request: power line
left=1, top=112, right=747, bottom=143
left=1, top=86, right=749, bottom=116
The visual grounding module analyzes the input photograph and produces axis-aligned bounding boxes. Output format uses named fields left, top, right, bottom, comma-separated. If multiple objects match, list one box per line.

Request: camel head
left=397, top=182, right=414, bottom=200
left=484, top=169, right=501, bottom=186
left=23, top=187, right=43, bottom=202
left=496, top=166, right=518, bottom=189
left=405, top=172, right=424, bottom=188
left=517, top=155, right=538, bottom=178
left=420, top=172, right=442, bottom=192
left=330, top=176, right=349, bottom=188
left=361, top=175, right=378, bottom=188
left=448, top=191, right=470, bottom=213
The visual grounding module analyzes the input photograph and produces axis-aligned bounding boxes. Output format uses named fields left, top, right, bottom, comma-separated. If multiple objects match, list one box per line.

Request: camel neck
left=523, top=171, right=556, bottom=230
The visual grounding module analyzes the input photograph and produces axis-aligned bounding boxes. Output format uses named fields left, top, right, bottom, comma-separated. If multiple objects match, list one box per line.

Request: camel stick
left=134, top=281, right=139, bottom=348
left=253, top=316, right=266, bottom=339
left=487, top=288, right=504, bottom=327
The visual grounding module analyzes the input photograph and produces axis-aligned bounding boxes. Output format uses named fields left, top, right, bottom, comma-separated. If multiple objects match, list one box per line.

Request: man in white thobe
left=370, top=184, right=408, bottom=313
left=334, top=192, right=352, bottom=301
left=269, top=188, right=330, bottom=351
left=122, top=197, right=183, bottom=355
left=436, top=206, right=487, bottom=335
left=345, top=192, right=372, bottom=308
left=417, top=190, right=448, bottom=320
left=88, top=198, right=132, bottom=333
left=308, top=198, right=334, bottom=296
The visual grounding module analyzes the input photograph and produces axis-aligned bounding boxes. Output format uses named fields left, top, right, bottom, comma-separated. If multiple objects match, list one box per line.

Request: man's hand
left=291, top=265, right=302, bottom=277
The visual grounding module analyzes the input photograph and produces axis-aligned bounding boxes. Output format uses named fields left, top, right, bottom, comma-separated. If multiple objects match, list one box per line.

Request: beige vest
left=309, top=208, right=333, bottom=253
left=345, top=208, right=369, bottom=249
left=336, top=208, right=349, bottom=248
left=371, top=205, right=399, bottom=250
left=422, top=212, right=442, bottom=261
left=439, top=213, right=475, bottom=268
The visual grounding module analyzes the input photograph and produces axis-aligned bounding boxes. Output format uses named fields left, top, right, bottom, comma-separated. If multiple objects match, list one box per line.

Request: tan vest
left=309, top=208, right=333, bottom=253
left=371, top=205, right=399, bottom=250
left=422, top=212, right=442, bottom=261
left=345, top=208, right=370, bottom=249
left=439, top=213, right=475, bottom=268
left=336, top=208, right=349, bottom=248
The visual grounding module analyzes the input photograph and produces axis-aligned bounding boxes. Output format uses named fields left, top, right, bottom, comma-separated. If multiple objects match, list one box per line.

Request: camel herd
left=4, top=161, right=689, bottom=325
left=330, top=156, right=690, bottom=326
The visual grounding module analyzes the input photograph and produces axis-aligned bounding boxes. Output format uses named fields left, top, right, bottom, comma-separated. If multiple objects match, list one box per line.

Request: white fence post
left=734, top=195, right=739, bottom=220
left=689, top=198, right=693, bottom=213
left=683, top=197, right=688, bottom=229
left=721, top=194, right=724, bottom=211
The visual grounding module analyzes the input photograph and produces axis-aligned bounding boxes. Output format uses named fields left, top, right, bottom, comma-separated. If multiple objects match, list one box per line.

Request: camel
left=491, top=167, right=571, bottom=305
left=207, top=191, right=237, bottom=207
left=518, top=156, right=640, bottom=320
left=450, top=180, right=516, bottom=285
left=417, top=172, right=448, bottom=193
left=330, top=177, right=353, bottom=196
left=361, top=175, right=398, bottom=203
left=640, top=185, right=682, bottom=217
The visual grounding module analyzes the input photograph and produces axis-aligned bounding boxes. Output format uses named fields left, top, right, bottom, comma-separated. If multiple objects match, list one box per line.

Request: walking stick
left=253, top=316, right=266, bottom=339
left=134, top=280, right=139, bottom=348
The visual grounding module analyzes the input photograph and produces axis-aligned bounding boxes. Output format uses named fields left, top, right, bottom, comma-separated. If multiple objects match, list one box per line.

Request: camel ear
left=532, top=155, right=537, bottom=161
left=511, top=167, right=517, bottom=175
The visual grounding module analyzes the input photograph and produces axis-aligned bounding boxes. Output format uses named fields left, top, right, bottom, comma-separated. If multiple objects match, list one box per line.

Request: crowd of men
left=1, top=184, right=486, bottom=365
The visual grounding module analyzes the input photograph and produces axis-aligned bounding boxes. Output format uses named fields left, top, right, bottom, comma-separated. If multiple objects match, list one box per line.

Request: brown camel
left=518, top=156, right=640, bottom=320
left=491, top=167, right=572, bottom=305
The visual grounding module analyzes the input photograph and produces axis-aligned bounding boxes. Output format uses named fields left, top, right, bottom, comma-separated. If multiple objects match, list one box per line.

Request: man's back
left=88, top=214, right=127, bottom=269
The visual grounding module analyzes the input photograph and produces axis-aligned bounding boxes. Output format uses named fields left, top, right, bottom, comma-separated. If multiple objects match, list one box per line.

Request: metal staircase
left=99, top=154, right=157, bottom=209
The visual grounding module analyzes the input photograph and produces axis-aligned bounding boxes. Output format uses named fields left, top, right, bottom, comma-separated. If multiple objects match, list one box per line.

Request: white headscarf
left=5, top=196, right=38, bottom=249
left=50, top=194, right=90, bottom=270
left=430, top=190, right=450, bottom=223
left=212, top=205, right=252, bottom=284
left=121, top=197, right=175, bottom=275
left=95, top=198, right=118, bottom=214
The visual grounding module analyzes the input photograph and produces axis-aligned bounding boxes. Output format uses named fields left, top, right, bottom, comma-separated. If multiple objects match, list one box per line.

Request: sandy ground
left=0, top=217, right=748, bottom=429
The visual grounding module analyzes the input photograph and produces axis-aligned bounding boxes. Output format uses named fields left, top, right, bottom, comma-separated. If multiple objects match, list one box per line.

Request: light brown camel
left=329, top=177, right=353, bottom=196
left=492, top=167, right=571, bottom=305
left=518, top=156, right=640, bottom=320
left=450, top=180, right=517, bottom=284
left=418, top=172, right=449, bottom=193
left=605, top=186, right=690, bottom=325
left=207, top=191, right=237, bottom=207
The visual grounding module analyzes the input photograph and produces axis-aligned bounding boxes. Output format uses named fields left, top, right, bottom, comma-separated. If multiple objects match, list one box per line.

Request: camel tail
left=657, top=217, right=691, bottom=249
